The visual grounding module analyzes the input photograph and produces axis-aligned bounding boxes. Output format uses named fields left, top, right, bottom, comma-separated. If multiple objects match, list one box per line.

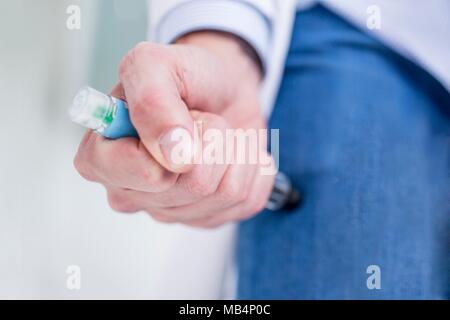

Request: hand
left=74, top=33, right=275, bottom=228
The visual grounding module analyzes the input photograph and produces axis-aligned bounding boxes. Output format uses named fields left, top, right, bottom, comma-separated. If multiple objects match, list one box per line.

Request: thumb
left=118, top=43, right=197, bottom=173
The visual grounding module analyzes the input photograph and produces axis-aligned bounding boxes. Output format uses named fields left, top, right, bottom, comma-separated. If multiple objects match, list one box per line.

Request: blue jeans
left=237, top=5, right=450, bottom=299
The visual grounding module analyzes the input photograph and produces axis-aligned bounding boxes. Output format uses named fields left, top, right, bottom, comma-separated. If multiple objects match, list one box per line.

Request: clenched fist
left=74, top=32, right=275, bottom=228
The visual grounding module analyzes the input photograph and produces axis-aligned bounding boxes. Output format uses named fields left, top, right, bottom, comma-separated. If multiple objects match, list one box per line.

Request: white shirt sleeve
left=148, top=0, right=275, bottom=71
left=147, top=0, right=296, bottom=116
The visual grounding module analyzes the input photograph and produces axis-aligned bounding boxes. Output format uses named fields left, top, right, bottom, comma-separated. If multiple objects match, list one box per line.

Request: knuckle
left=118, top=51, right=133, bottom=79
left=73, top=132, right=98, bottom=181
left=219, top=180, right=247, bottom=203
left=107, top=190, right=138, bottom=213
left=134, top=41, right=152, bottom=53
left=118, top=42, right=144, bottom=79
left=186, top=177, right=216, bottom=198
left=73, top=154, right=96, bottom=182
left=139, top=166, right=158, bottom=186
left=120, top=42, right=169, bottom=75
left=134, top=42, right=165, bottom=59
left=140, top=166, right=177, bottom=192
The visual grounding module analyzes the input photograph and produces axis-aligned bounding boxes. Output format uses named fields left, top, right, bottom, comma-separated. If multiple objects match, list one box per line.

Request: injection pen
left=70, top=86, right=302, bottom=211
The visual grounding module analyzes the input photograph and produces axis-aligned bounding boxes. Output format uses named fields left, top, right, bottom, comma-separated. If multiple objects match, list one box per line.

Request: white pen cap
left=70, top=86, right=114, bottom=131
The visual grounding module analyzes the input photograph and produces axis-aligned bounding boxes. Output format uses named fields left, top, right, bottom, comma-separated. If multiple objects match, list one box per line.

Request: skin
left=74, top=32, right=275, bottom=228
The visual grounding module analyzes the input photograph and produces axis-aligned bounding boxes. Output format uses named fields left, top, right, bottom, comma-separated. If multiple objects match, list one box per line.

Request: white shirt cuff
left=155, top=0, right=271, bottom=71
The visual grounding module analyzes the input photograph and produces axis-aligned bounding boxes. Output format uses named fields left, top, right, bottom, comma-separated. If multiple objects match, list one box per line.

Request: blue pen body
left=103, top=99, right=138, bottom=139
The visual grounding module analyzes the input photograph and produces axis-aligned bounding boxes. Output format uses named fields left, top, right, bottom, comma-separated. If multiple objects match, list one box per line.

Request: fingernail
left=159, top=127, right=194, bottom=167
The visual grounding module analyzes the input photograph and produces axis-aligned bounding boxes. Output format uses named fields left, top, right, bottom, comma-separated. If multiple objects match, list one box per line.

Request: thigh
left=237, top=5, right=450, bottom=299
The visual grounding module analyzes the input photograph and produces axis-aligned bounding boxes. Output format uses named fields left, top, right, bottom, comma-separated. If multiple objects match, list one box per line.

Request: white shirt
left=148, top=0, right=450, bottom=116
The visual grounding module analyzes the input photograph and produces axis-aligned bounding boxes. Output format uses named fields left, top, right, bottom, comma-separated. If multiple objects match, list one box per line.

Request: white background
left=0, top=0, right=234, bottom=299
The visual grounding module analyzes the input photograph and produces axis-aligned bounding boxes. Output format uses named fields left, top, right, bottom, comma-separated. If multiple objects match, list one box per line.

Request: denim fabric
left=237, top=5, right=450, bottom=299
